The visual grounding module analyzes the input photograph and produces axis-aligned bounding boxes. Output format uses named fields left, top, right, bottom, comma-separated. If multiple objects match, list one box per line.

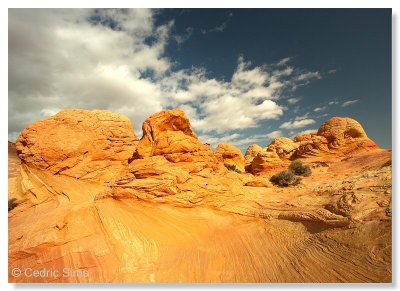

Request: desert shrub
left=289, top=159, right=312, bottom=177
left=8, top=198, right=18, bottom=212
left=224, top=163, right=242, bottom=174
left=270, top=170, right=301, bottom=186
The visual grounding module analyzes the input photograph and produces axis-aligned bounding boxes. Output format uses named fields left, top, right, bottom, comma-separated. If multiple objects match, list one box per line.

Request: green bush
left=224, top=163, right=242, bottom=174
left=270, top=170, right=301, bottom=186
left=289, top=159, right=312, bottom=177
left=8, top=198, right=18, bottom=212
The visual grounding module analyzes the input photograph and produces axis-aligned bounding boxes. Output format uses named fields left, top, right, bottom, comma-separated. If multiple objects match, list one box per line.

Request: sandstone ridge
left=246, top=117, right=379, bottom=174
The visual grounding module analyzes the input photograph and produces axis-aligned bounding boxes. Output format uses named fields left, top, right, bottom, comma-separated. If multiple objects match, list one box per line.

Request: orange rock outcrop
left=134, top=109, right=218, bottom=173
left=215, top=143, right=245, bottom=172
left=246, top=117, right=379, bottom=174
left=244, top=144, right=264, bottom=170
left=16, top=109, right=139, bottom=183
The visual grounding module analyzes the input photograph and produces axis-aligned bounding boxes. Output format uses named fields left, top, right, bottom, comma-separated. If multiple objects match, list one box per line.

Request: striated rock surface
left=267, top=137, right=298, bottom=159
left=294, top=117, right=378, bottom=159
left=134, top=109, right=218, bottom=173
left=249, top=150, right=286, bottom=174
left=8, top=111, right=391, bottom=283
left=16, top=109, right=139, bottom=183
left=215, top=143, right=245, bottom=172
left=244, top=144, right=264, bottom=171
left=248, top=117, right=380, bottom=174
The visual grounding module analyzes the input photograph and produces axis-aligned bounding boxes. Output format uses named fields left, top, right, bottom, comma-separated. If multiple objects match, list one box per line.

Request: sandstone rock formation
left=16, top=109, right=139, bottom=183
left=134, top=109, right=219, bottom=173
left=8, top=110, right=391, bottom=283
left=247, top=117, right=379, bottom=174
left=215, top=143, right=245, bottom=172
left=249, top=150, right=287, bottom=174
left=267, top=137, right=298, bottom=159
left=244, top=144, right=264, bottom=170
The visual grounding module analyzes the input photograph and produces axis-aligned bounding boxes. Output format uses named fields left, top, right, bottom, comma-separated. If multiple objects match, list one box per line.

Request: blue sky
left=9, top=9, right=392, bottom=151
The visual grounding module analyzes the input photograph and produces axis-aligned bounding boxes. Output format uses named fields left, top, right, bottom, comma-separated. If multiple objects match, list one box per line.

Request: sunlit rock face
left=9, top=110, right=391, bottom=283
left=134, top=109, right=219, bottom=173
left=246, top=117, right=380, bottom=175
left=16, top=109, right=139, bottom=183
left=244, top=144, right=264, bottom=163
left=215, top=143, right=246, bottom=172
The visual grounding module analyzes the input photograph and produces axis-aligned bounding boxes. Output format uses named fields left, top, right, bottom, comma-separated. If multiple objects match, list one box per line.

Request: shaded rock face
left=16, top=109, right=139, bottom=182
left=215, top=144, right=245, bottom=172
left=246, top=117, right=379, bottom=174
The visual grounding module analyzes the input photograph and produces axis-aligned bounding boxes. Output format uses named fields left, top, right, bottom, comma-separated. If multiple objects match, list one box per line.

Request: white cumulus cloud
left=8, top=8, right=325, bottom=147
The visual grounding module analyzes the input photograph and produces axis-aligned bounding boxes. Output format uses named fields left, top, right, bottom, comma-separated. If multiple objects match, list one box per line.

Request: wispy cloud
left=291, top=128, right=318, bottom=138
left=315, top=113, right=328, bottom=118
left=296, top=71, right=322, bottom=82
left=266, top=130, right=282, bottom=139
left=211, top=21, right=228, bottom=32
left=287, top=97, right=302, bottom=104
left=313, top=106, right=327, bottom=112
left=173, top=27, right=194, bottom=45
left=277, top=57, right=292, bottom=66
left=342, top=99, right=359, bottom=107
left=295, top=113, right=310, bottom=120
left=201, top=12, right=233, bottom=34
left=328, top=100, right=339, bottom=105
left=328, top=69, right=338, bottom=74
left=280, top=118, right=316, bottom=129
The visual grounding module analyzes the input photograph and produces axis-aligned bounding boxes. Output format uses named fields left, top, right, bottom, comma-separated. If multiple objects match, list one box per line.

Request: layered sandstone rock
left=102, top=109, right=224, bottom=203
left=249, top=150, right=286, bottom=174
left=244, top=144, right=264, bottom=163
left=134, top=109, right=218, bottom=173
left=9, top=111, right=391, bottom=283
left=16, top=109, right=139, bottom=183
left=267, top=137, right=298, bottom=159
left=293, top=117, right=378, bottom=159
left=215, top=144, right=245, bottom=172
left=247, top=117, right=379, bottom=174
